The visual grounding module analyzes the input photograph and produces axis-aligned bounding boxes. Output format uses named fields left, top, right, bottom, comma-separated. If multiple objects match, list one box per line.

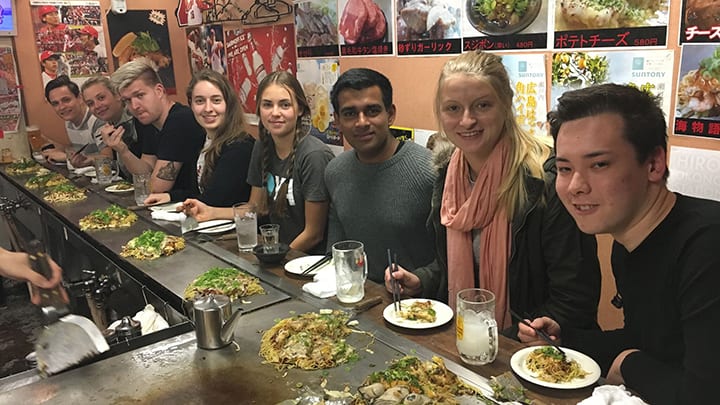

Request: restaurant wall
left=15, top=0, right=193, bottom=146
left=10, top=0, right=720, bottom=330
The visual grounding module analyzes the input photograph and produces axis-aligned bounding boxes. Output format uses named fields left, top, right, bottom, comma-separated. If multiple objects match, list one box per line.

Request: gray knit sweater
left=324, top=141, right=437, bottom=282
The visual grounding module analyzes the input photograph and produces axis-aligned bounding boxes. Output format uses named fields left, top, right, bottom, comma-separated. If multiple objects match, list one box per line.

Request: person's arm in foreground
left=0, top=248, right=68, bottom=305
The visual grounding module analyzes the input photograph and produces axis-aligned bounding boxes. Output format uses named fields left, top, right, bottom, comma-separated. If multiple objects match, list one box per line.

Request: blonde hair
left=111, top=58, right=162, bottom=93
left=435, top=50, right=551, bottom=218
left=81, top=75, right=117, bottom=95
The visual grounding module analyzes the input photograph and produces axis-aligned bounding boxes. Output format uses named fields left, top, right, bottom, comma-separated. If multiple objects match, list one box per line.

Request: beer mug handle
left=485, top=317, right=499, bottom=356
left=361, top=253, right=368, bottom=281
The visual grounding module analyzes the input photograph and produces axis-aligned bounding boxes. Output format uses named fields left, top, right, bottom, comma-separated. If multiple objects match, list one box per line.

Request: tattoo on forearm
left=157, top=161, right=179, bottom=181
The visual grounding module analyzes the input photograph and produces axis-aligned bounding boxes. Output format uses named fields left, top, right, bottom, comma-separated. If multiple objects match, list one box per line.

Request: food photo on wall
left=106, top=9, right=176, bottom=93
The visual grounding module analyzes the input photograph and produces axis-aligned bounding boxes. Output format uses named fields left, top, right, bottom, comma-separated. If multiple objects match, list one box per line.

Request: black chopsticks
left=510, top=309, right=567, bottom=359
left=387, top=249, right=401, bottom=312
left=301, top=253, right=332, bottom=276
left=72, top=143, right=91, bottom=156
left=182, top=220, right=234, bottom=236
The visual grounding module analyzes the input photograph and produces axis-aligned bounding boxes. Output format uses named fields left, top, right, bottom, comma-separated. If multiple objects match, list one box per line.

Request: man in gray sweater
left=325, top=68, right=436, bottom=283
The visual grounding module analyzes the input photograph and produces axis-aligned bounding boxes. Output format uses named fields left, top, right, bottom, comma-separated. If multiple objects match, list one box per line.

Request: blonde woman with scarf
left=385, top=50, right=601, bottom=337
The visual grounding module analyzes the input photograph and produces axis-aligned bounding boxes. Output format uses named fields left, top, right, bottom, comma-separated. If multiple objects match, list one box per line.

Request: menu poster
left=30, top=0, right=105, bottom=88
left=225, top=24, right=296, bottom=116
left=106, top=10, right=176, bottom=93
left=397, top=0, right=461, bottom=56
left=295, top=0, right=339, bottom=58
left=462, top=0, right=548, bottom=52
left=338, top=0, right=393, bottom=56
left=0, top=46, right=20, bottom=132
left=674, top=44, right=720, bottom=139
left=679, top=0, right=720, bottom=44
left=550, top=50, right=674, bottom=116
left=296, top=58, right=342, bottom=147
left=668, top=146, right=720, bottom=202
left=501, top=53, right=547, bottom=138
left=552, top=0, right=669, bottom=49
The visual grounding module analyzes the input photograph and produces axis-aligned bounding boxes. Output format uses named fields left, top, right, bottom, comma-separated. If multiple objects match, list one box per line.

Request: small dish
left=510, top=346, right=601, bottom=389
left=105, top=183, right=134, bottom=193
left=383, top=299, right=454, bottom=329
left=253, top=243, right=290, bottom=264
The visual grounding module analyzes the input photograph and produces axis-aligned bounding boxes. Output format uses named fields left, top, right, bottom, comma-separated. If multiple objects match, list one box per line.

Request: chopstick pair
left=301, top=253, right=332, bottom=275
left=181, top=220, right=233, bottom=236
left=387, top=249, right=401, bottom=312
left=509, top=309, right=567, bottom=359
left=72, top=143, right=91, bottom=156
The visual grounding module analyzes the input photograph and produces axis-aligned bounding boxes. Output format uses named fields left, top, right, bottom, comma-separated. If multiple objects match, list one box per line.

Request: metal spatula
left=27, top=240, right=110, bottom=376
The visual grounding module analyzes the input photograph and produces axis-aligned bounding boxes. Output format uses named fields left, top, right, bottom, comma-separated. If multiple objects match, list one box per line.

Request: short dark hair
left=45, top=75, right=80, bottom=102
left=548, top=83, right=668, bottom=178
left=330, top=68, right=392, bottom=112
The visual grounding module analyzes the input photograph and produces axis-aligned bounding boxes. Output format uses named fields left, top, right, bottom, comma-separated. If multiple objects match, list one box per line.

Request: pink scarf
left=441, top=139, right=511, bottom=329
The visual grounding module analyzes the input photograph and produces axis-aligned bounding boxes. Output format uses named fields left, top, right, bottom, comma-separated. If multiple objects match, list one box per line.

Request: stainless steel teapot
left=192, top=294, right=242, bottom=350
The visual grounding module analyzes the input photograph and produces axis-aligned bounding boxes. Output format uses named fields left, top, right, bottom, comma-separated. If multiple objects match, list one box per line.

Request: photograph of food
left=112, top=31, right=171, bottom=68
left=466, top=0, right=542, bottom=36
left=339, top=0, right=389, bottom=44
left=398, top=300, right=436, bottom=323
left=555, top=0, right=669, bottom=31
left=120, top=229, right=185, bottom=260
left=42, top=183, right=87, bottom=204
left=79, top=204, right=138, bottom=231
left=397, top=0, right=460, bottom=41
left=552, top=52, right=609, bottom=87
left=106, top=10, right=176, bottom=91
left=295, top=0, right=339, bottom=47
left=525, top=346, right=588, bottom=383
left=358, top=356, right=481, bottom=403
left=5, top=158, right=41, bottom=175
left=25, top=172, right=67, bottom=189
left=259, top=309, right=358, bottom=370
left=677, top=45, right=720, bottom=119
left=684, top=0, right=720, bottom=31
left=184, top=267, right=265, bottom=301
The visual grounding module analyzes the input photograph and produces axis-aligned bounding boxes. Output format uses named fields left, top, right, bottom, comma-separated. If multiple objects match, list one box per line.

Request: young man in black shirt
left=103, top=58, right=205, bottom=202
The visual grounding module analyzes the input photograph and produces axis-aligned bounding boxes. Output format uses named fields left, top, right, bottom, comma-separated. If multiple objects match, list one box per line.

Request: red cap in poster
left=38, top=5, right=58, bottom=16
left=40, top=51, right=60, bottom=62
left=80, top=25, right=98, bottom=39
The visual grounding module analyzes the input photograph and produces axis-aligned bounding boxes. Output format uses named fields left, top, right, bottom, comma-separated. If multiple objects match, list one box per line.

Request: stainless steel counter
left=0, top=162, right=589, bottom=405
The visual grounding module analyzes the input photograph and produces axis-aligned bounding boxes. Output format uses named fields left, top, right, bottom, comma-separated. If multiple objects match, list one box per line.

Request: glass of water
left=132, top=172, right=150, bottom=205
left=259, top=223, right=280, bottom=253
left=233, top=202, right=257, bottom=252
left=456, top=288, right=498, bottom=365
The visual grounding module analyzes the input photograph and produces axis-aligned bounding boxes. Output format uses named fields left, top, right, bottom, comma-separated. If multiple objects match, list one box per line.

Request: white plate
left=510, top=346, right=601, bottom=389
left=85, top=170, right=117, bottom=177
left=105, top=184, right=134, bottom=193
left=383, top=299, right=453, bottom=329
left=284, top=255, right=333, bottom=276
left=196, top=220, right=235, bottom=234
left=149, top=202, right=183, bottom=212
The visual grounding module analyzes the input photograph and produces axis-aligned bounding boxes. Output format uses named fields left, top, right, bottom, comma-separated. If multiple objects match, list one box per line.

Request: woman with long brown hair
left=146, top=69, right=254, bottom=206
left=183, top=71, right=334, bottom=254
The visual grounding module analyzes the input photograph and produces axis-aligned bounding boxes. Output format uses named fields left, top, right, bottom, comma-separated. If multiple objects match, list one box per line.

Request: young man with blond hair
left=104, top=58, right=205, bottom=202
